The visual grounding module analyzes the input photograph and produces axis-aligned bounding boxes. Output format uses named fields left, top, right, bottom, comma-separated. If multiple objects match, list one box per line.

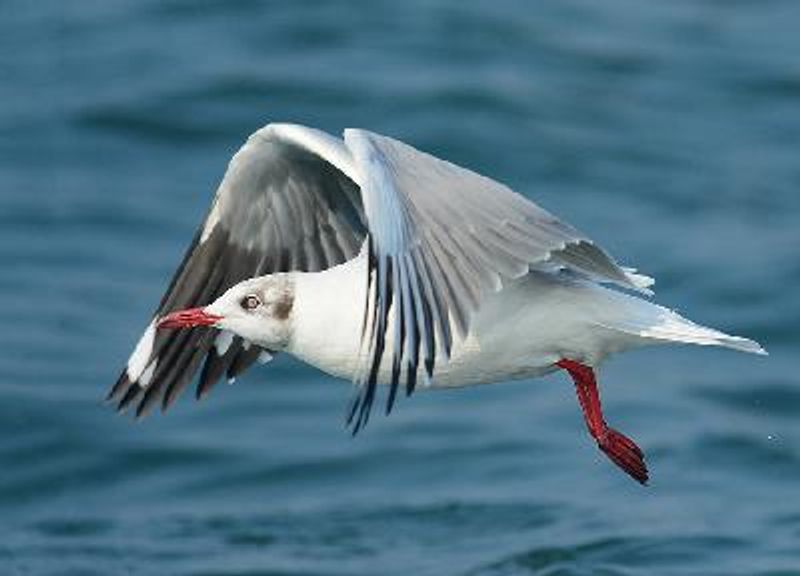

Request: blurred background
left=1, top=1, right=798, bottom=574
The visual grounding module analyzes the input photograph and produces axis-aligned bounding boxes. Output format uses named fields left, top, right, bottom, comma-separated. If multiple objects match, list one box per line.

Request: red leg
left=556, top=359, right=649, bottom=485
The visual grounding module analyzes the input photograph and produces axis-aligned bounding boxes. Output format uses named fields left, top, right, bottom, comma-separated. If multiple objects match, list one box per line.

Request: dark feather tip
left=106, top=373, right=131, bottom=402
left=116, top=384, right=142, bottom=413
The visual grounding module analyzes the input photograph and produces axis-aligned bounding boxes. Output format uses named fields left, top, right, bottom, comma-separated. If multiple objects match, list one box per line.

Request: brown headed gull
left=108, top=123, right=766, bottom=484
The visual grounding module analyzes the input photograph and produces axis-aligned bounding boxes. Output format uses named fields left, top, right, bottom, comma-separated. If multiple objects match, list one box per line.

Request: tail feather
left=605, top=299, right=766, bottom=356
left=639, top=312, right=766, bottom=355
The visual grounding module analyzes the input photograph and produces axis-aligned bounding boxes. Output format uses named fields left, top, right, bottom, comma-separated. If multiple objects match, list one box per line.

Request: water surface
left=2, top=1, right=798, bottom=574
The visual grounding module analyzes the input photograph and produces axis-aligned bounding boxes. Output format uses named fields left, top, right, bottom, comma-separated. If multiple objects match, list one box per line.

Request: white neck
left=286, top=253, right=368, bottom=380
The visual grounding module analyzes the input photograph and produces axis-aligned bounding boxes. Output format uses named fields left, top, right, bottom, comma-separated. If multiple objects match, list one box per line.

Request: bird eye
left=240, top=294, right=261, bottom=311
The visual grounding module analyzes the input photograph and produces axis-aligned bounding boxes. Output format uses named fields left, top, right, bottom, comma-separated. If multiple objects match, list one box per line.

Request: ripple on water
left=470, top=535, right=749, bottom=576
left=693, top=380, right=800, bottom=420
left=3, top=0, right=800, bottom=574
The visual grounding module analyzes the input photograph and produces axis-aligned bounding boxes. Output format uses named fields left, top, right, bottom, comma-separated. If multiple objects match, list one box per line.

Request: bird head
left=157, top=274, right=294, bottom=349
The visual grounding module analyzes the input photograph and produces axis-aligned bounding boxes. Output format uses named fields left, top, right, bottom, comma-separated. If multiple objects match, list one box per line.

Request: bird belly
left=289, top=261, right=649, bottom=390
left=371, top=272, right=626, bottom=388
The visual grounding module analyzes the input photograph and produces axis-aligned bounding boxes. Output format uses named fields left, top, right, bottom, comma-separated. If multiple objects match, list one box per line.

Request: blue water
left=2, top=1, right=799, bottom=574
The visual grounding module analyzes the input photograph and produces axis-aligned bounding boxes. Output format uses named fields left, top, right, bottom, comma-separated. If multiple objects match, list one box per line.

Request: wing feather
left=342, top=128, right=648, bottom=430
left=109, top=124, right=367, bottom=415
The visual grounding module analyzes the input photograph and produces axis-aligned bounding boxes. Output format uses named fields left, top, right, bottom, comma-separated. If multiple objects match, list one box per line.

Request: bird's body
left=110, top=122, right=765, bottom=484
left=288, top=248, right=758, bottom=389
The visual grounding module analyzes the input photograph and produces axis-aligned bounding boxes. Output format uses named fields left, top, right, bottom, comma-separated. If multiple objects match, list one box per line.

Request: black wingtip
left=227, top=346, right=261, bottom=382
left=196, top=345, right=234, bottom=401
left=106, top=372, right=131, bottom=403
left=135, top=383, right=162, bottom=420
left=348, top=396, right=367, bottom=437
left=346, top=388, right=362, bottom=431
left=116, top=384, right=142, bottom=414
left=405, top=366, right=418, bottom=398
left=385, top=379, right=399, bottom=416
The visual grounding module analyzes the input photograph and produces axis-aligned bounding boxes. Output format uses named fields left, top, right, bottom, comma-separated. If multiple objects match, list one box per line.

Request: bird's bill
left=157, top=307, right=223, bottom=329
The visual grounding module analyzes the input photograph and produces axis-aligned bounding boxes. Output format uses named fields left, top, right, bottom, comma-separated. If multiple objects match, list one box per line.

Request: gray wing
left=108, top=125, right=367, bottom=416
left=343, top=129, right=650, bottom=431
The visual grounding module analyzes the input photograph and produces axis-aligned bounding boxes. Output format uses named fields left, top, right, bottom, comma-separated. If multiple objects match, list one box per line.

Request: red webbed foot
left=598, top=428, right=648, bottom=485
left=556, top=359, right=649, bottom=485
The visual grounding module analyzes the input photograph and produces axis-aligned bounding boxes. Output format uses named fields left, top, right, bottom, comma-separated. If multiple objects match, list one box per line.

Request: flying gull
left=108, top=123, right=766, bottom=484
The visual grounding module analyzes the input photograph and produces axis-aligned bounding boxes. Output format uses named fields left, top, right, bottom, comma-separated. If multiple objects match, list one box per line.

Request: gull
left=108, top=123, right=766, bottom=484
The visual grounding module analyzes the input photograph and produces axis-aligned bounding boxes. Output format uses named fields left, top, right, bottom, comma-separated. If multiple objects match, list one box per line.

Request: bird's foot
left=597, top=427, right=648, bottom=485
left=556, top=358, right=649, bottom=485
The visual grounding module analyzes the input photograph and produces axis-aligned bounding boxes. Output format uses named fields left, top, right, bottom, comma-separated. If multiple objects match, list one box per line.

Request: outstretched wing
left=342, top=129, right=650, bottom=431
left=108, top=124, right=367, bottom=416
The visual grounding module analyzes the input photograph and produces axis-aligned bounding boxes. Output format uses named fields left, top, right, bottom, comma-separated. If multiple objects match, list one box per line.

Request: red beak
left=157, top=307, right=223, bottom=329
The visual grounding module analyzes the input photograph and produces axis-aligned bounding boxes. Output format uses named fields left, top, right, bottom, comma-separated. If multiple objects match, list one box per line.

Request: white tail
left=602, top=294, right=766, bottom=355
